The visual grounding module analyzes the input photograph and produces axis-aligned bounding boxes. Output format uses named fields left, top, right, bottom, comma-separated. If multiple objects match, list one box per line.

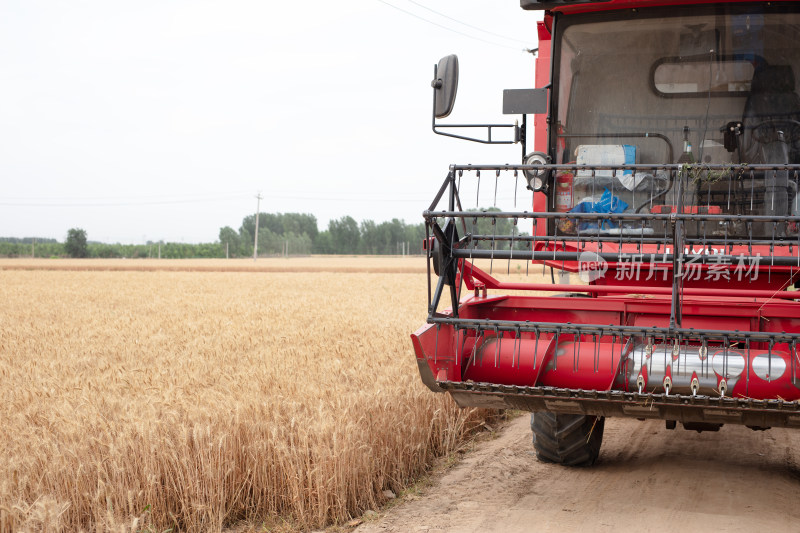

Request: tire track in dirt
left=356, top=416, right=800, bottom=533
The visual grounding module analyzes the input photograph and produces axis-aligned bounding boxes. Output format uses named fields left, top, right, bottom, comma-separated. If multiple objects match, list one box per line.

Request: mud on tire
left=530, top=412, right=605, bottom=467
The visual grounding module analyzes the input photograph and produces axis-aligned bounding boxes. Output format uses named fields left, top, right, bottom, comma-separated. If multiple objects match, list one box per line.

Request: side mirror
left=430, top=55, right=520, bottom=148
left=432, top=55, right=459, bottom=118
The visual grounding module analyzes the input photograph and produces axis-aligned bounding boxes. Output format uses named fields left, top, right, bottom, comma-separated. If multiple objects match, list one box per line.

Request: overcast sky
left=1, top=1, right=542, bottom=244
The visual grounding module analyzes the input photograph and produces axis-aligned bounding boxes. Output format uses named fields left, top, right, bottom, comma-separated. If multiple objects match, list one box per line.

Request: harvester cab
left=413, top=0, right=800, bottom=466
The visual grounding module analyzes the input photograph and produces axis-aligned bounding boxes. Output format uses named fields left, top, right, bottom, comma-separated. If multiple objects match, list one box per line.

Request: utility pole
left=253, top=193, right=262, bottom=261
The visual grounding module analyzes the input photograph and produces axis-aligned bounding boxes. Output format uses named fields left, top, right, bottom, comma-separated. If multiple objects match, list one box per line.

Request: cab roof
left=521, top=0, right=795, bottom=15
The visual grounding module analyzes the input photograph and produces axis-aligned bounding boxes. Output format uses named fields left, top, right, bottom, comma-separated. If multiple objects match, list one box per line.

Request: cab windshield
left=553, top=6, right=800, bottom=238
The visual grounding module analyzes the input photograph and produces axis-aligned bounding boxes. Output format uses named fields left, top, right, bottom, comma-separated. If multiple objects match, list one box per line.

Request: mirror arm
left=432, top=123, right=519, bottom=145
left=430, top=60, right=521, bottom=146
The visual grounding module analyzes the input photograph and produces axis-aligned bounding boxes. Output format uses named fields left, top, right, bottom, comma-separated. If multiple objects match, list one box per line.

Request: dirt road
left=356, top=415, right=800, bottom=533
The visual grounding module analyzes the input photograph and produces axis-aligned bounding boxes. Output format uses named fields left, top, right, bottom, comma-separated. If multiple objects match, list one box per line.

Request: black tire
left=530, top=412, right=605, bottom=467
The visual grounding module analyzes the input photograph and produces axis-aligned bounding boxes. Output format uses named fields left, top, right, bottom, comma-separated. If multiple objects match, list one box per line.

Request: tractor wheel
left=530, top=412, right=604, bottom=467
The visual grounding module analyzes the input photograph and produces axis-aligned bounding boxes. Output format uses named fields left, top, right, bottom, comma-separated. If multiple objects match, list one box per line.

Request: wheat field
left=0, top=257, right=494, bottom=532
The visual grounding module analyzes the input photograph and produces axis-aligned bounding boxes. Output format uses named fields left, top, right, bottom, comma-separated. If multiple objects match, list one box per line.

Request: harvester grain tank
left=414, top=0, right=800, bottom=465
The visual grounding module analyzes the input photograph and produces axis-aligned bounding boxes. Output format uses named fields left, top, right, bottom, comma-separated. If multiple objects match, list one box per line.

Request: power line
left=0, top=193, right=430, bottom=207
left=406, top=0, right=532, bottom=46
left=0, top=189, right=530, bottom=207
left=1, top=191, right=251, bottom=202
left=375, top=0, right=522, bottom=51
left=0, top=195, right=250, bottom=208
left=257, top=194, right=429, bottom=203
left=0, top=193, right=530, bottom=207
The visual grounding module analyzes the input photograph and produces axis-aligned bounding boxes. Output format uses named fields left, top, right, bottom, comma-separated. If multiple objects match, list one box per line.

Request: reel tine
left=727, top=169, right=732, bottom=211
left=470, top=216, right=477, bottom=266
left=795, top=170, right=800, bottom=261
left=638, top=218, right=644, bottom=255
left=490, top=216, right=496, bottom=275
left=434, top=323, right=440, bottom=365
left=632, top=168, right=636, bottom=220
left=511, top=222, right=517, bottom=267
left=508, top=217, right=517, bottom=275
left=495, top=326, right=500, bottom=368
left=621, top=335, right=632, bottom=377
left=553, top=328, right=560, bottom=371
left=470, top=327, right=483, bottom=369
left=531, top=218, right=537, bottom=278
left=620, top=334, right=627, bottom=377
left=797, top=222, right=800, bottom=267
left=768, top=337, right=774, bottom=383
left=701, top=336, right=709, bottom=378
left=609, top=333, right=617, bottom=379
left=526, top=251, right=530, bottom=277
left=514, top=169, right=519, bottom=209
left=745, top=335, right=751, bottom=389
left=476, top=169, right=481, bottom=207
left=723, top=335, right=729, bottom=382
left=664, top=330, right=677, bottom=380
left=662, top=333, right=668, bottom=384
left=458, top=326, right=469, bottom=370
left=542, top=222, right=558, bottom=277
left=494, top=169, right=499, bottom=207
left=770, top=222, right=776, bottom=283
left=724, top=207, right=730, bottom=257
left=702, top=185, right=709, bottom=249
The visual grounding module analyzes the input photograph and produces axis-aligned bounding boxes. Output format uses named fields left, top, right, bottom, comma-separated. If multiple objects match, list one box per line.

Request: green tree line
left=0, top=214, right=430, bottom=258
left=219, top=213, right=430, bottom=257
left=1, top=210, right=530, bottom=259
left=0, top=238, right=225, bottom=259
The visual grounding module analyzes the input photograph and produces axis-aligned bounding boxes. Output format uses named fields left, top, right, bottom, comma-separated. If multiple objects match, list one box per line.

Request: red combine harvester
left=413, top=0, right=800, bottom=465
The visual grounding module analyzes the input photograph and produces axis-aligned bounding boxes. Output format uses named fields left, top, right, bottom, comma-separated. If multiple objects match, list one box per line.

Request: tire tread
left=530, top=412, right=604, bottom=467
